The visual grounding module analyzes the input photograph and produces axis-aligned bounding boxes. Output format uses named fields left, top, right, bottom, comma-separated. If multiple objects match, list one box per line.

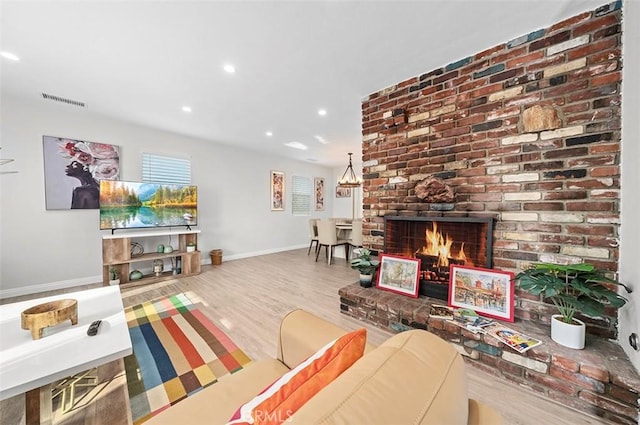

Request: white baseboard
left=0, top=275, right=102, bottom=299
left=217, top=244, right=307, bottom=262
left=0, top=244, right=308, bottom=299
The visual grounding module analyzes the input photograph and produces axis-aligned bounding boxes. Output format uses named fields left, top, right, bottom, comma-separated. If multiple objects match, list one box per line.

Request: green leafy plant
left=515, top=263, right=627, bottom=324
left=109, top=267, right=119, bottom=281
left=350, top=248, right=380, bottom=275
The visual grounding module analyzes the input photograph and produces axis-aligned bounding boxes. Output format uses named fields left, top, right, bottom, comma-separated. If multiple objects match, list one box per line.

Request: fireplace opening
left=383, top=216, right=494, bottom=300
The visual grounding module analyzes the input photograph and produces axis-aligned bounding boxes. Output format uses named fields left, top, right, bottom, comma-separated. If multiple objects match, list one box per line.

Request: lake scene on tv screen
left=100, top=181, right=197, bottom=230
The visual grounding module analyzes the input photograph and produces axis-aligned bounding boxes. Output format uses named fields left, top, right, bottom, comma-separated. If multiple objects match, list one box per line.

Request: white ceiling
left=1, top=0, right=606, bottom=167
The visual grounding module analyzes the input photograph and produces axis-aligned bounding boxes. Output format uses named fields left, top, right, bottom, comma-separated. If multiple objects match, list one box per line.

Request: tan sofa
left=145, top=309, right=502, bottom=424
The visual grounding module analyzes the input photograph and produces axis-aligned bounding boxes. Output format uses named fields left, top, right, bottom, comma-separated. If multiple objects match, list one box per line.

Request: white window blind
left=142, top=153, right=191, bottom=184
left=292, top=175, right=311, bottom=216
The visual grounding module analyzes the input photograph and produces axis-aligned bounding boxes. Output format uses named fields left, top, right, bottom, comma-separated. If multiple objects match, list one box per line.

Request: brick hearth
left=340, top=284, right=639, bottom=424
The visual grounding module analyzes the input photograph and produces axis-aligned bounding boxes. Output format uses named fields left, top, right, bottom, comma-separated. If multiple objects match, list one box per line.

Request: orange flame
left=416, top=222, right=468, bottom=266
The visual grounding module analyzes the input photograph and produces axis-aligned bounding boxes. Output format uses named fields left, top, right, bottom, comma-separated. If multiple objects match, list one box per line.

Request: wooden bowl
left=21, top=299, right=78, bottom=340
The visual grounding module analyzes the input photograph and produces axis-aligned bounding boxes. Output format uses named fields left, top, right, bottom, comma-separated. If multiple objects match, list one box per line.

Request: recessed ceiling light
left=314, top=135, right=328, bottom=144
left=182, top=106, right=192, bottom=113
left=223, top=64, right=236, bottom=74
left=266, top=131, right=273, bottom=137
left=318, top=109, right=327, bottom=116
left=284, top=141, right=308, bottom=151
left=0, top=51, right=20, bottom=61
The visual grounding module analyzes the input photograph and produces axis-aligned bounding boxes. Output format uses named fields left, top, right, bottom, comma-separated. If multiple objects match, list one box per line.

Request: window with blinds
left=142, top=153, right=191, bottom=184
left=292, top=175, right=311, bottom=216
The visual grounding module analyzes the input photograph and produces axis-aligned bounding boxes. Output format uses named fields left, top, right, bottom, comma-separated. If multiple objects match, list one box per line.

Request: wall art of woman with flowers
left=43, top=136, right=120, bottom=210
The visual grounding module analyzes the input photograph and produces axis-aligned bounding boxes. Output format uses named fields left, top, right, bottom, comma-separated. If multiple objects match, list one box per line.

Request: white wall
left=620, top=0, right=640, bottom=372
left=331, top=172, right=363, bottom=220
left=0, top=95, right=340, bottom=297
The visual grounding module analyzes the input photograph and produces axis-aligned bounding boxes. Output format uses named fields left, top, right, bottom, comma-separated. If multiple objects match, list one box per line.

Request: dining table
left=334, top=221, right=353, bottom=258
left=336, top=222, right=353, bottom=231
left=335, top=221, right=352, bottom=237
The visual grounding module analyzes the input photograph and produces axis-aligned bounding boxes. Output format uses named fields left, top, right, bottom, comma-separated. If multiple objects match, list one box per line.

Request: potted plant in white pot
left=350, top=248, right=380, bottom=288
left=108, top=267, right=120, bottom=286
left=515, top=262, right=627, bottom=349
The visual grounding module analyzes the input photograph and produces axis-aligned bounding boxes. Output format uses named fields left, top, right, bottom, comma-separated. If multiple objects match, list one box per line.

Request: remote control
left=87, top=320, right=102, bottom=336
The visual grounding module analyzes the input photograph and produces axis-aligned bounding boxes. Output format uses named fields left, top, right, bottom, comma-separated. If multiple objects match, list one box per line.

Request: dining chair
left=349, top=219, right=363, bottom=251
left=315, top=219, right=350, bottom=265
left=307, top=218, right=319, bottom=255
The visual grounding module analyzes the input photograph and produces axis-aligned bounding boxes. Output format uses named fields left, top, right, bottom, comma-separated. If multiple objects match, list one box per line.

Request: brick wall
left=360, top=2, right=623, bottom=338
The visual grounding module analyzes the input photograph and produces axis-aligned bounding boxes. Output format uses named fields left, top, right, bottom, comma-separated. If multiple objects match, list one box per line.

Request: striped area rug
left=124, top=293, right=251, bottom=424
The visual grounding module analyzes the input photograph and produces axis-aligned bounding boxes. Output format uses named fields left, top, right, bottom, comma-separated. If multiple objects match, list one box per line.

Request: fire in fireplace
left=383, top=217, right=494, bottom=300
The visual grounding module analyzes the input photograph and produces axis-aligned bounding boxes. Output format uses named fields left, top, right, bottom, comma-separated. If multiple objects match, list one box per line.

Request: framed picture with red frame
left=376, top=254, right=421, bottom=298
left=448, top=265, right=515, bottom=322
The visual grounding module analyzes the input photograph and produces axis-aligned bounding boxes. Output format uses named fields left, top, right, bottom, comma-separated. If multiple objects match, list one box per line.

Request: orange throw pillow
left=227, top=328, right=366, bottom=425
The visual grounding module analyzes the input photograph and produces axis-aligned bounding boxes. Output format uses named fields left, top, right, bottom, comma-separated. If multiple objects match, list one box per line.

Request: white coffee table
left=0, top=285, right=132, bottom=423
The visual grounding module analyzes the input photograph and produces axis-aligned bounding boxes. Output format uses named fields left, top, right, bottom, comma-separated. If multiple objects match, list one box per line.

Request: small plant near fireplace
left=515, top=263, right=627, bottom=349
left=350, top=248, right=379, bottom=288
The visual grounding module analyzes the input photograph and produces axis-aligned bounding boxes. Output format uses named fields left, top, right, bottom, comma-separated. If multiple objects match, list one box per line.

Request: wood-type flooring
left=1, top=248, right=615, bottom=425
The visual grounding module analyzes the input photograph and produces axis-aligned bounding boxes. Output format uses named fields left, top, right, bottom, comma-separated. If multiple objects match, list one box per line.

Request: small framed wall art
left=335, top=186, right=351, bottom=198
left=314, top=177, right=325, bottom=211
left=270, top=170, right=285, bottom=211
left=376, top=254, right=421, bottom=298
left=448, top=265, right=515, bottom=322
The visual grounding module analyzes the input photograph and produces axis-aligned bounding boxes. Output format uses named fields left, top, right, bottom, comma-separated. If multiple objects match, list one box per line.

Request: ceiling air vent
left=41, top=93, right=86, bottom=108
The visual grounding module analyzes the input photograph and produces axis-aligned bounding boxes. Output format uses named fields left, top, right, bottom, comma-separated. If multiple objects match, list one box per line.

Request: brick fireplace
left=384, top=216, right=493, bottom=300
left=360, top=1, right=623, bottom=340
left=347, top=3, right=639, bottom=423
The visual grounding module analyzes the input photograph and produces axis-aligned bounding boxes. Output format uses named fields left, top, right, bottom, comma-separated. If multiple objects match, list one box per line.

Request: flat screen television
left=100, top=180, right=197, bottom=231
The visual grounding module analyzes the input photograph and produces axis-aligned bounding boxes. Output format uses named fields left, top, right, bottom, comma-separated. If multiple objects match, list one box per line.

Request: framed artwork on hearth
left=448, top=265, right=515, bottom=322
left=376, top=254, right=421, bottom=298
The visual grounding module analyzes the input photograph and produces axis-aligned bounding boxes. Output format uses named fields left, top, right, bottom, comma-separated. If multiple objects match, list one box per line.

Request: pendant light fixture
left=338, top=152, right=361, bottom=220
left=337, top=153, right=361, bottom=188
